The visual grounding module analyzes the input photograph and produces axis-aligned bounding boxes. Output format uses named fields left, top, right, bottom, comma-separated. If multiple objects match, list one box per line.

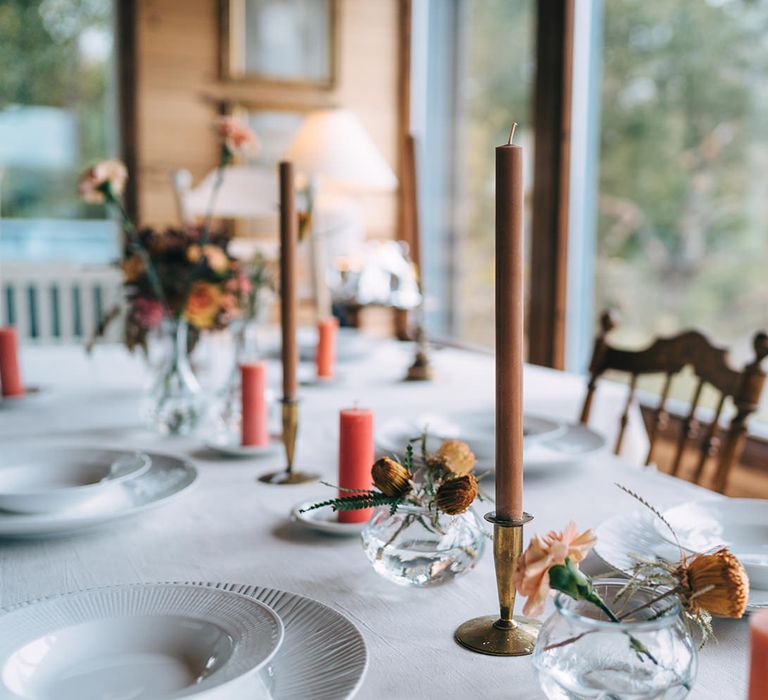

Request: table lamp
left=284, top=108, right=397, bottom=319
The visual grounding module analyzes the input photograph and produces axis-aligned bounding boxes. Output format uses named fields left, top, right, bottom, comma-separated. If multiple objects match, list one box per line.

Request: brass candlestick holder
left=258, top=399, right=319, bottom=485
left=455, top=512, right=540, bottom=655
left=404, top=324, right=434, bottom=382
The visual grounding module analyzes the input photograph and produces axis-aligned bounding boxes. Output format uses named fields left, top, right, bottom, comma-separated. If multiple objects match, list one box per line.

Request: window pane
left=417, top=0, right=535, bottom=346
left=0, top=0, right=119, bottom=264
left=595, top=0, right=768, bottom=422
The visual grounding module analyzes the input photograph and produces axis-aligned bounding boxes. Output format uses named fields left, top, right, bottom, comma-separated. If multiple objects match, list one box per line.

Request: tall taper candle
left=279, top=161, right=298, bottom=401
left=495, top=126, right=525, bottom=521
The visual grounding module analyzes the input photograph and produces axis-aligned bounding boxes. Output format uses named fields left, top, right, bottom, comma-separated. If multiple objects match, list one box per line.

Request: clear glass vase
left=145, top=318, right=204, bottom=435
left=361, top=504, right=486, bottom=587
left=533, top=579, right=697, bottom=700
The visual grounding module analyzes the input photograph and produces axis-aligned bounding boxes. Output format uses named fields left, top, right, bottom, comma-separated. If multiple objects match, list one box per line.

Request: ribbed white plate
left=594, top=510, right=768, bottom=611
left=193, top=582, right=368, bottom=699
left=0, top=452, right=197, bottom=538
left=0, top=583, right=284, bottom=699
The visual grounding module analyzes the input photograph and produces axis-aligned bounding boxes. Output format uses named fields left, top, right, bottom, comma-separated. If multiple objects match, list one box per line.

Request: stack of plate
left=595, top=498, right=768, bottom=611
left=376, top=410, right=606, bottom=472
left=0, top=582, right=367, bottom=699
left=0, top=447, right=197, bottom=538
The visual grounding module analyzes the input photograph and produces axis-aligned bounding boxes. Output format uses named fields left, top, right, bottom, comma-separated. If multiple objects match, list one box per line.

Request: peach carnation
left=514, top=522, right=597, bottom=617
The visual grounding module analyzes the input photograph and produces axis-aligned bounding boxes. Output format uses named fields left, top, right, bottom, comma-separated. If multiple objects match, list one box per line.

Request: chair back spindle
left=580, top=313, right=767, bottom=493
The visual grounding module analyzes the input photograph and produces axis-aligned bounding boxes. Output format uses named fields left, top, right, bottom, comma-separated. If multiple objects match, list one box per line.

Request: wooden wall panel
left=134, top=0, right=399, bottom=233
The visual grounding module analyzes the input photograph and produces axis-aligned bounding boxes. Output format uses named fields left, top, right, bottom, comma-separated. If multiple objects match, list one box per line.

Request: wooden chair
left=580, top=310, right=768, bottom=493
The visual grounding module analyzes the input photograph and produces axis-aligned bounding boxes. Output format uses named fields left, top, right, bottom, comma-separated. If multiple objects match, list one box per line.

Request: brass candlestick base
left=455, top=512, right=540, bottom=656
left=405, top=349, right=434, bottom=381
left=404, top=324, right=434, bottom=382
left=258, top=399, right=318, bottom=485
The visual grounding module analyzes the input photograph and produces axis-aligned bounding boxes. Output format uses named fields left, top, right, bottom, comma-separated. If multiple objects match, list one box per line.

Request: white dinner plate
left=192, top=582, right=368, bottom=699
left=0, top=447, right=150, bottom=514
left=594, top=510, right=768, bottom=611
left=298, top=327, right=370, bottom=363
left=656, top=499, right=768, bottom=590
left=0, top=385, right=45, bottom=408
left=292, top=501, right=370, bottom=537
left=0, top=451, right=197, bottom=538
left=0, top=583, right=284, bottom=699
left=376, top=413, right=602, bottom=470
left=204, top=433, right=283, bottom=459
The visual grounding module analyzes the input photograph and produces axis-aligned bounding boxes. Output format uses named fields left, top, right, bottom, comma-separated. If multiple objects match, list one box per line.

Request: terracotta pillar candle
left=338, top=408, right=374, bottom=524
left=240, top=362, right=268, bottom=446
left=495, top=127, right=525, bottom=522
left=749, top=610, right=768, bottom=699
left=0, top=327, right=24, bottom=397
left=279, top=161, right=298, bottom=401
left=316, top=317, right=339, bottom=379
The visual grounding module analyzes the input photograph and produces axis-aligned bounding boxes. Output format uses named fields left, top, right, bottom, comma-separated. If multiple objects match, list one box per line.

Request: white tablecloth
left=0, top=340, right=748, bottom=699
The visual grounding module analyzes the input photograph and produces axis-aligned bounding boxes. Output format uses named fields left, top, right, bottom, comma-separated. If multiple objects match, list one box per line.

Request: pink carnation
left=514, top=522, right=597, bottom=617
left=78, top=160, right=128, bottom=203
left=215, top=117, right=259, bottom=154
left=132, top=298, right=165, bottom=329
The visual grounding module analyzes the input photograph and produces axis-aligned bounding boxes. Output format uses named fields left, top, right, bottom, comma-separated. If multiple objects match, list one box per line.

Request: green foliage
left=0, top=0, right=115, bottom=218
left=597, top=0, right=768, bottom=344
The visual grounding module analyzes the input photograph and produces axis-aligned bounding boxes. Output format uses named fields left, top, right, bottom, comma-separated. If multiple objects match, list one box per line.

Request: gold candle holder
left=454, top=512, right=540, bottom=655
left=258, top=399, right=319, bottom=485
left=404, top=324, right=434, bottom=382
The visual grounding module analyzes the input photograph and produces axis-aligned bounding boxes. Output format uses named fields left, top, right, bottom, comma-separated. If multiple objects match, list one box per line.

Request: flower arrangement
left=80, top=117, right=269, bottom=352
left=515, top=485, right=749, bottom=658
left=119, top=226, right=246, bottom=351
left=302, top=436, right=486, bottom=522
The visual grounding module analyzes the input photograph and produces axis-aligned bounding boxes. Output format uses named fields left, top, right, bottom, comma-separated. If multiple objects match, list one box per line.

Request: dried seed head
left=677, top=548, right=749, bottom=619
left=429, top=439, right=477, bottom=476
left=371, top=457, right=412, bottom=498
left=436, top=473, right=478, bottom=515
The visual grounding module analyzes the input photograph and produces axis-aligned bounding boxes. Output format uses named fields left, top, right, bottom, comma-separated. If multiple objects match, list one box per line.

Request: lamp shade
left=284, top=109, right=397, bottom=192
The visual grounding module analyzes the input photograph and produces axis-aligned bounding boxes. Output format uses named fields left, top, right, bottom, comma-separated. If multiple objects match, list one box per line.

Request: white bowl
left=0, top=447, right=151, bottom=514
left=0, top=583, right=284, bottom=699
left=656, top=499, right=768, bottom=591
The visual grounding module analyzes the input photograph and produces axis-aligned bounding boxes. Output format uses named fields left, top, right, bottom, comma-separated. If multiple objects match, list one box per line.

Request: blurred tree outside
left=442, top=0, right=767, bottom=425
left=453, top=0, right=534, bottom=346
left=0, top=0, right=116, bottom=220
left=597, top=0, right=768, bottom=363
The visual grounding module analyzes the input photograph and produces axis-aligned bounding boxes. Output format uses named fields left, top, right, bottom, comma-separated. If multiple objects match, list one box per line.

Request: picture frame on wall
left=220, top=0, right=338, bottom=88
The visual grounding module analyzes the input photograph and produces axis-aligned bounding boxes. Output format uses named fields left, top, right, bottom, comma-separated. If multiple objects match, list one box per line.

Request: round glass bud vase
left=145, top=318, right=205, bottom=435
left=361, top=504, right=486, bottom=587
left=533, top=579, right=697, bottom=700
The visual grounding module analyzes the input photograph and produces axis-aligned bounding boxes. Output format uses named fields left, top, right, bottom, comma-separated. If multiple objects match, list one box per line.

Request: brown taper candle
left=279, top=161, right=298, bottom=400
left=495, top=126, right=525, bottom=521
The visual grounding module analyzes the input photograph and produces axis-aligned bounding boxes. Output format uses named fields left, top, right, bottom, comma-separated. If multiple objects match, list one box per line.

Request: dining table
left=0, top=335, right=749, bottom=699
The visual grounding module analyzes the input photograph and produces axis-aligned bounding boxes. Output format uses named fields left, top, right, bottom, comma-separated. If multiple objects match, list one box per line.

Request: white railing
left=0, top=263, right=123, bottom=343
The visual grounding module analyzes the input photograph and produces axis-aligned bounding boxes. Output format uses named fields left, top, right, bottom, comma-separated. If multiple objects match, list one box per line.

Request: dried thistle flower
left=371, top=457, right=412, bottom=498
left=676, top=548, right=749, bottom=619
left=436, top=473, right=478, bottom=515
left=429, top=439, right=476, bottom=476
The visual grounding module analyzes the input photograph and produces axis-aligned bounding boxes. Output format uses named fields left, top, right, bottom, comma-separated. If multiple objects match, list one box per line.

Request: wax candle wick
left=508, top=122, right=518, bottom=145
